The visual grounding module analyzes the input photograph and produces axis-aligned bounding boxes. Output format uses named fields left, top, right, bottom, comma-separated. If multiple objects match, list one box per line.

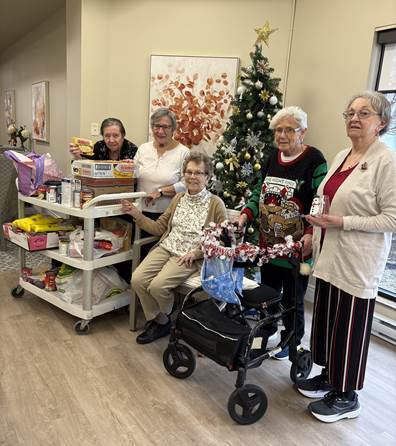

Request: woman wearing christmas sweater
left=297, top=91, right=396, bottom=422
left=238, top=106, right=327, bottom=358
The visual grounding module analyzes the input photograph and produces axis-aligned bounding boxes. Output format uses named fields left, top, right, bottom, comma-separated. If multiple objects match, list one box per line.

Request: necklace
left=342, top=152, right=363, bottom=170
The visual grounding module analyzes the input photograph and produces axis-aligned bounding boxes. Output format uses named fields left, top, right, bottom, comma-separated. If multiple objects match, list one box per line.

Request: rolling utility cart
left=10, top=192, right=146, bottom=334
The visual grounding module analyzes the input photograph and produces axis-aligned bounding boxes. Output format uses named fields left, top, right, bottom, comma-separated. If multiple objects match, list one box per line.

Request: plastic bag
left=201, top=257, right=244, bottom=305
left=55, top=264, right=128, bottom=304
left=12, top=214, right=74, bottom=233
left=68, top=228, right=125, bottom=258
left=4, top=150, right=62, bottom=196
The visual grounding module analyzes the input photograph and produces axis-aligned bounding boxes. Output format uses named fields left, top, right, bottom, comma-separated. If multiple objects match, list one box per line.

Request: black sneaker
left=308, top=391, right=361, bottom=423
left=297, top=369, right=334, bottom=398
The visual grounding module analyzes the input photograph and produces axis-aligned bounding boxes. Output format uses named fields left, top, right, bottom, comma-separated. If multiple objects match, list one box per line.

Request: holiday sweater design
left=259, top=176, right=304, bottom=245
left=243, top=146, right=327, bottom=249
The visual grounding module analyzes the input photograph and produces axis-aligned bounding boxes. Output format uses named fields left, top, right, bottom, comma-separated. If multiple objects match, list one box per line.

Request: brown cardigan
left=134, top=192, right=227, bottom=259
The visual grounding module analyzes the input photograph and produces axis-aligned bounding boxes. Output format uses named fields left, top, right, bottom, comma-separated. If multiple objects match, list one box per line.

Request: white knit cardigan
left=312, top=140, right=396, bottom=298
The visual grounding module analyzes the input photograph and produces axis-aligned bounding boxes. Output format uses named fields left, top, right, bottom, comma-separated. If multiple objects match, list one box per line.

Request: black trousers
left=260, top=262, right=309, bottom=346
left=311, top=279, right=375, bottom=391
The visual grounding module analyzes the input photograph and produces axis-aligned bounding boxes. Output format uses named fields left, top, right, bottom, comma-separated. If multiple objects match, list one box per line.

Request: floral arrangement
left=201, top=221, right=301, bottom=266
left=7, top=123, right=30, bottom=147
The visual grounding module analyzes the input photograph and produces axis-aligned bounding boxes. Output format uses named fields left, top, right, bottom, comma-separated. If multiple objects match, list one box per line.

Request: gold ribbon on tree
left=225, top=156, right=240, bottom=171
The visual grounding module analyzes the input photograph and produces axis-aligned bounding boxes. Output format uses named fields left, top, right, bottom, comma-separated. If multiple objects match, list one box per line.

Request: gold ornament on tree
left=259, top=90, right=270, bottom=101
left=255, top=21, right=278, bottom=47
left=244, top=152, right=251, bottom=161
left=253, top=163, right=261, bottom=171
left=247, top=226, right=255, bottom=234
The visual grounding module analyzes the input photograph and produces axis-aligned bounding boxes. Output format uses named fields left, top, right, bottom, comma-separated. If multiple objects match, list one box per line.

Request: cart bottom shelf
left=19, top=279, right=131, bottom=320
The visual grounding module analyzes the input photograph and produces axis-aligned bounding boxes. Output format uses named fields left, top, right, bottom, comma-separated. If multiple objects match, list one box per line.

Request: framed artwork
left=149, top=55, right=239, bottom=154
left=32, top=81, right=49, bottom=142
left=4, top=89, right=16, bottom=128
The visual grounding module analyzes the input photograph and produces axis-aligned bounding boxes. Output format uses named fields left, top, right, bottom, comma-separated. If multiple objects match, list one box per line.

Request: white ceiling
left=0, top=0, right=65, bottom=54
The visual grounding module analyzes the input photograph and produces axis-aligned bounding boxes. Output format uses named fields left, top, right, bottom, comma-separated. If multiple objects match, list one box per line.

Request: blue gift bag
left=201, top=257, right=244, bottom=305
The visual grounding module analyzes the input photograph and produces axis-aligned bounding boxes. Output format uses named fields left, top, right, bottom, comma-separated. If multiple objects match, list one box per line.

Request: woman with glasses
left=238, top=106, right=327, bottom=359
left=121, top=151, right=226, bottom=344
left=69, top=117, right=137, bottom=160
left=134, top=108, right=189, bottom=220
left=296, top=91, right=396, bottom=423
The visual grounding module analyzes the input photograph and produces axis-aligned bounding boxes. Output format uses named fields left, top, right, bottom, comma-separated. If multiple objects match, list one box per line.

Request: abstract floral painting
left=4, top=90, right=15, bottom=128
left=149, top=55, right=239, bottom=154
left=32, top=81, right=49, bottom=142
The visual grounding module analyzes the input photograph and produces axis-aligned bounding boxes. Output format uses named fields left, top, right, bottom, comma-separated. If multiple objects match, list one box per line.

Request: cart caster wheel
left=290, top=349, right=313, bottom=383
left=74, top=320, right=90, bottom=335
left=11, top=285, right=24, bottom=298
left=163, top=344, right=196, bottom=379
left=228, top=384, right=268, bottom=425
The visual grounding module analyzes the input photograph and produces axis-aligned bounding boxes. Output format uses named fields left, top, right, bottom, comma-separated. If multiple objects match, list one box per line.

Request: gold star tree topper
left=255, top=21, right=278, bottom=46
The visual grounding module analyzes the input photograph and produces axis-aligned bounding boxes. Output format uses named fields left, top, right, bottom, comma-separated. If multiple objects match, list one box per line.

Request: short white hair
left=269, top=106, right=308, bottom=130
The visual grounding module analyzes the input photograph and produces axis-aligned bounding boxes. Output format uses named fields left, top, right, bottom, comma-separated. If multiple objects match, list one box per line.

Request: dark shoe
left=308, top=391, right=361, bottom=423
left=297, top=368, right=334, bottom=398
left=273, top=345, right=289, bottom=360
left=136, top=320, right=171, bottom=344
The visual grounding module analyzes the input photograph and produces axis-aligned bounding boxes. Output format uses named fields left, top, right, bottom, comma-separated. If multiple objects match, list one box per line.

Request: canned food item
left=73, top=190, right=81, bottom=208
left=73, top=178, right=82, bottom=192
left=46, top=186, right=58, bottom=203
left=58, top=238, right=69, bottom=256
left=22, top=267, right=32, bottom=281
left=80, top=188, right=94, bottom=208
left=44, top=270, right=57, bottom=291
left=37, top=185, right=47, bottom=199
left=61, top=178, right=72, bottom=207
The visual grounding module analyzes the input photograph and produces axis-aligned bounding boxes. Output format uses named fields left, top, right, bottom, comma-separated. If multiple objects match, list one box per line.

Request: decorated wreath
left=200, top=220, right=302, bottom=266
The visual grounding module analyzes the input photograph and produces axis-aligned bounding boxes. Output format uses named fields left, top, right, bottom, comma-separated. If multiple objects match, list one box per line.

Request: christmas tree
left=211, top=24, right=283, bottom=221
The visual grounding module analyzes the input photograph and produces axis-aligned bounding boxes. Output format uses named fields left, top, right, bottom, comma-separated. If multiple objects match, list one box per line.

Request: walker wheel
left=228, top=384, right=268, bottom=425
left=163, top=344, right=196, bottom=379
left=11, top=285, right=24, bottom=298
left=290, top=349, right=312, bottom=383
left=74, top=320, right=90, bottom=335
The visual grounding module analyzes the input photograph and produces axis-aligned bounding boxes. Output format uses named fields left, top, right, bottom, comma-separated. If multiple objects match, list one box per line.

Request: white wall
left=77, top=0, right=294, bottom=149
left=286, top=0, right=396, bottom=163
left=0, top=7, right=67, bottom=172
left=1, top=0, right=396, bottom=171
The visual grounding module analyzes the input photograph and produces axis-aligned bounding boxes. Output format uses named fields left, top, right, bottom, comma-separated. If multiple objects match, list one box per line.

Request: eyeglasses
left=342, top=110, right=379, bottom=120
left=153, top=124, right=173, bottom=131
left=273, top=127, right=301, bottom=136
left=184, top=170, right=207, bottom=177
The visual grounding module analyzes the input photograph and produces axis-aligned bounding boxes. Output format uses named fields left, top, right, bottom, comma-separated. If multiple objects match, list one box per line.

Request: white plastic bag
left=55, top=264, right=128, bottom=304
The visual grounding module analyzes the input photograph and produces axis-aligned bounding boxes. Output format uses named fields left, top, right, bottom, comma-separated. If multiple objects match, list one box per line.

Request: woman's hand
left=177, top=251, right=197, bottom=267
left=305, top=214, right=343, bottom=229
left=69, top=143, right=82, bottom=159
left=300, top=233, right=313, bottom=258
left=237, top=213, right=248, bottom=231
left=145, top=190, right=162, bottom=206
left=121, top=199, right=141, bottom=218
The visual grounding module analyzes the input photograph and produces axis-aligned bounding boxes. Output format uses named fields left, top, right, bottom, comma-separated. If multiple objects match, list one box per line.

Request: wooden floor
left=0, top=271, right=395, bottom=446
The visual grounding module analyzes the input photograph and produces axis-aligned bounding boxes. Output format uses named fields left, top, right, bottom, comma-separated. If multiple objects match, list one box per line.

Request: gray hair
left=345, top=91, right=391, bottom=135
left=182, top=151, right=213, bottom=177
left=100, top=118, right=126, bottom=136
left=150, top=107, right=177, bottom=131
left=269, top=106, right=308, bottom=130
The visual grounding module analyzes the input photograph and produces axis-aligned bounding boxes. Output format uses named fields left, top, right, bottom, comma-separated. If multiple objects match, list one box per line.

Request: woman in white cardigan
left=296, top=91, right=396, bottom=423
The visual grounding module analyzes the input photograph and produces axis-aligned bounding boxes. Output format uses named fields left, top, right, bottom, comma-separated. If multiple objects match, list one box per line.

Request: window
left=375, top=28, right=396, bottom=298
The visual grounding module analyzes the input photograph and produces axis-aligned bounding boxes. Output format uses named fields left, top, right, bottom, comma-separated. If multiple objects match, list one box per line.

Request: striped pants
left=310, top=279, right=375, bottom=392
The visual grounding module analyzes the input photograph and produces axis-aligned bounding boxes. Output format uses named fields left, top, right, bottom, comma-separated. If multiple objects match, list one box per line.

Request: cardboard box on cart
left=2, top=223, right=60, bottom=251
left=71, top=160, right=135, bottom=179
